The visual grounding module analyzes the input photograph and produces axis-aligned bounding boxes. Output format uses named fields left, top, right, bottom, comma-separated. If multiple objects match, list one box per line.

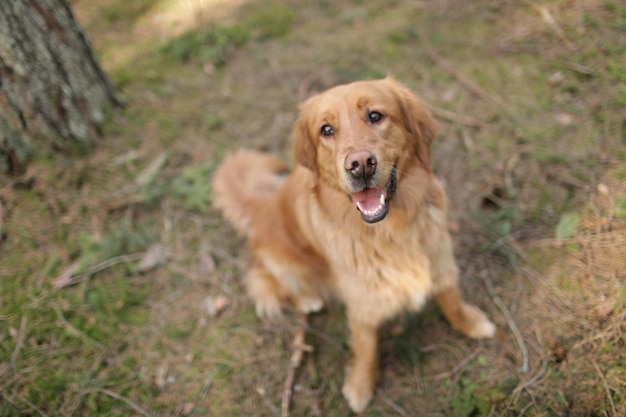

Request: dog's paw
left=254, top=298, right=283, bottom=320
left=297, top=297, right=324, bottom=314
left=464, top=305, right=496, bottom=339
left=342, top=377, right=374, bottom=413
left=341, top=363, right=376, bottom=413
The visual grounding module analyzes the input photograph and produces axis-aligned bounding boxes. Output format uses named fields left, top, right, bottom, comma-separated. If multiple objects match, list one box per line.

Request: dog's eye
left=368, top=111, right=385, bottom=124
left=320, top=124, right=335, bottom=138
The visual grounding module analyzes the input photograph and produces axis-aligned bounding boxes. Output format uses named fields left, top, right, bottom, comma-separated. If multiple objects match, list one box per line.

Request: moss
left=246, top=4, right=295, bottom=40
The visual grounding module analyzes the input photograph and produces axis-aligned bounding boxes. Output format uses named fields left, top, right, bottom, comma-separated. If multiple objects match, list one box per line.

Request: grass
left=244, top=2, right=295, bottom=40
left=159, top=24, right=249, bottom=66
left=1, top=0, right=625, bottom=416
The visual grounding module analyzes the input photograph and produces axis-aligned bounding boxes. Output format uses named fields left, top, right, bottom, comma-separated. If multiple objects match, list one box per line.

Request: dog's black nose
left=344, top=150, right=377, bottom=180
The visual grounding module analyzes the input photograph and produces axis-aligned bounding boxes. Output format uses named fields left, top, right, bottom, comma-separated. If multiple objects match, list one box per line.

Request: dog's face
left=293, top=78, right=438, bottom=223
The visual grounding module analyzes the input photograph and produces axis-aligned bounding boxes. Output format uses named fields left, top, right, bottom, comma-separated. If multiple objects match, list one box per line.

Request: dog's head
left=292, top=77, right=438, bottom=223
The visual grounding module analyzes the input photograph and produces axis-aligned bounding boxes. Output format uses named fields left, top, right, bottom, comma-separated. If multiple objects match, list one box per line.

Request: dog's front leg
left=435, top=285, right=496, bottom=339
left=342, top=317, right=379, bottom=412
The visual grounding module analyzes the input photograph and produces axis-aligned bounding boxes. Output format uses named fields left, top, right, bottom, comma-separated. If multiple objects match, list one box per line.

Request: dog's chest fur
left=303, top=177, right=454, bottom=325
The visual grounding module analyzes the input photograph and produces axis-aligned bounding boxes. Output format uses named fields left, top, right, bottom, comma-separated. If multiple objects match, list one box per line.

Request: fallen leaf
left=52, top=261, right=82, bottom=289
left=447, top=221, right=460, bottom=233
left=135, top=153, right=168, bottom=187
left=555, top=113, right=574, bottom=126
left=555, top=213, right=580, bottom=239
left=548, top=71, right=564, bottom=85
left=441, top=89, right=457, bottom=103
left=138, top=244, right=170, bottom=273
left=202, top=295, right=230, bottom=317
left=215, top=295, right=230, bottom=312
left=596, top=299, right=615, bottom=319
left=182, top=403, right=195, bottom=416
left=198, top=251, right=216, bottom=275
left=549, top=340, right=567, bottom=363
left=155, top=365, right=169, bottom=389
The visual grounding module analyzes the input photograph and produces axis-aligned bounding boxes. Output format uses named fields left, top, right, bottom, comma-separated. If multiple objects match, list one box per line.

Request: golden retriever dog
left=212, top=77, right=495, bottom=412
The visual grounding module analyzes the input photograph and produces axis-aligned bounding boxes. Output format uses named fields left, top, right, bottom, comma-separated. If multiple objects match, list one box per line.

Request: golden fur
left=212, top=78, right=495, bottom=412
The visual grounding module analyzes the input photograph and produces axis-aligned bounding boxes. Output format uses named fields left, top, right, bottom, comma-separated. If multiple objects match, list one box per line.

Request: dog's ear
left=386, top=77, right=438, bottom=172
left=291, top=106, right=318, bottom=174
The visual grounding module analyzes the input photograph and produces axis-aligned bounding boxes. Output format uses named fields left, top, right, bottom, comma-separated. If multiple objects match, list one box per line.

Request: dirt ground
left=1, top=0, right=625, bottom=416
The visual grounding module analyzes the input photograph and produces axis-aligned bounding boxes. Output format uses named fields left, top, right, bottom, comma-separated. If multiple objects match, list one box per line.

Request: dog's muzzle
left=349, top=165, right=397, bottom=224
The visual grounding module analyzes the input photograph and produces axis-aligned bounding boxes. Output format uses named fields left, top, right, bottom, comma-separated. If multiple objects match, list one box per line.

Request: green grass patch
left=159, top=24, right=249, bottom=66
left=72, top=220, right=156, bottom=275
left=97, top=0, right=158, bottom=26
left=165, top=323, right=195, bottom=340
left=448, top=375, right=479, bottom=417
left=616, top=194, right=626, bottom=218
left=245, top=3, right=295, bottom=40
left=145, top=163, right=214, bottom=212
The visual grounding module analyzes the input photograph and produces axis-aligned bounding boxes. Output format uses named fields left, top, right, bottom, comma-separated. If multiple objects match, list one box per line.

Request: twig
left=446, top=347, right=482, bottom=402
left=489, top=233, right=529, bottom=262
left=571, top=331, right=612, bottom=352
left=10, top=316, right=27, bottom=368
left=592, top=360, right=618, bottom=417
left=135, top=153, right=167, bottom=188
left=424, top=48, right=502, bottom=106
left=377, top=389, right=414, bottom=417
left=256, top=387, right=280, bottom=416
left=53, top=261, right=81, bottom=288
left=302, top=323, right=346, bottom=353
left=199, top=369, right=219, bottom=400
left=513, top=327, right=548, bottom=399
left=571, top=309, right=625, bottom=352
left=516, top=399, right=535, bottom=417
left=51, top=303, right=105, bottom=350
left=524, top=2, right=574, bottom=50
left=604, top=193, right=616, bottom=233
left=281, top=314, right=311, bottom=417
left=436, top=346, right=482, bottom=381
left=531, top=230, right=626, bottom=248
left=0, top=391, right=50, bottom=417
left=105, top=153, right=168, bottom=212
left=94, top=389, right=154, bottom=417
left=107, top=153, right=168, bottom=199
left=563, top=61, right=594, bottom=76
left=53, top=253, right=144, bottom=289
left=424, top=102, right=483, bottom=128
left=105, top=193, right=146, bottom=212
left=460, top=128, right=475, bottom=152
left=298, top=74, right=318, bottom=102
left=481, top=269, right=529, bottom=373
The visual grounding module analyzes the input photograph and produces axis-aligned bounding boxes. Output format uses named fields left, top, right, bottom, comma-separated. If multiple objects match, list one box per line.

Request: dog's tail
left=212, top=150, right=290, bottom=237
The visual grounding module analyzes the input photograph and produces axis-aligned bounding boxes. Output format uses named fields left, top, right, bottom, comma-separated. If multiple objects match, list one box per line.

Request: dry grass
left=1, top=0, right=625, bottom=416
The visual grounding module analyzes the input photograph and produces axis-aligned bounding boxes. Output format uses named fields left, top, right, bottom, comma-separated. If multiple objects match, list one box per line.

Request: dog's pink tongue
left=352, top=188, right=386, bottom=213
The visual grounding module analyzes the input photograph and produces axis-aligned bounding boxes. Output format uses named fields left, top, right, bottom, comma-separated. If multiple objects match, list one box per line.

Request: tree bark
left=0, top=0, right=121, bottom=174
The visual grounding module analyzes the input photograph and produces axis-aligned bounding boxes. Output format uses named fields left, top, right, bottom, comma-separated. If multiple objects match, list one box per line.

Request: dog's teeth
left=356, top=199, right=386, bottom=218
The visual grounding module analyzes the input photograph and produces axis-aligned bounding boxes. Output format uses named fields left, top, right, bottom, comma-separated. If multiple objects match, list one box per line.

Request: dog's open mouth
left=350, top=166, right=397, bottom=223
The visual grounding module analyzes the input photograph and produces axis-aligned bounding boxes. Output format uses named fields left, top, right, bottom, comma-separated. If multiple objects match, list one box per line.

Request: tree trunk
left=0, top=0, right=121, bottom=174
